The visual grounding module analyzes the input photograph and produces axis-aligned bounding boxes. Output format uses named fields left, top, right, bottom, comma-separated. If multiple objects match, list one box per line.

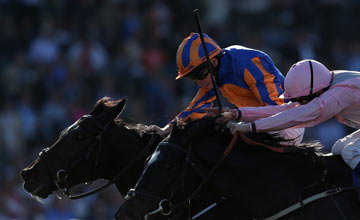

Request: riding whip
left=193, top=9, right=223, bottom=114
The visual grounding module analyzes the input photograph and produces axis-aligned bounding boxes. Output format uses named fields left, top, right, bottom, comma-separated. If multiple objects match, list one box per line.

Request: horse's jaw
left=23, top=180, right=54, bottom=200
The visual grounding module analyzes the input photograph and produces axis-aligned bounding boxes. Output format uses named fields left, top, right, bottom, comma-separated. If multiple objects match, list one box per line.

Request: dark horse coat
left=21, top=97, right=242, bottom=219
left=118, top=117, right=360, bottom=220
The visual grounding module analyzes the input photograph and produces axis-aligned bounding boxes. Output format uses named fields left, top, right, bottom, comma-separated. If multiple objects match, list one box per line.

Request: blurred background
left=1, top=0, right=359, bottom=219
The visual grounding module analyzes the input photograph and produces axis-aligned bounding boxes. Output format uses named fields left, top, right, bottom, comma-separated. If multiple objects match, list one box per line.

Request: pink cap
left=283, top=59, right=332, bottom=99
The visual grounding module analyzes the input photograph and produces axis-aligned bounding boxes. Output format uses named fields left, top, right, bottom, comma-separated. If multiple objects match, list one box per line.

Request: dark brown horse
left=20, top=97, right=161, bottom=204
left=117, top=116, right=360, bottom=220
left=20, top=97, right=241, bottom=219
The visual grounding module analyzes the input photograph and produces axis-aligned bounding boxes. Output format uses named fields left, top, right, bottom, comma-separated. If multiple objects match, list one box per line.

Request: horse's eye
left=76, top=134, right=86, bottom=141
left=163, top=162, right=173, bottom=170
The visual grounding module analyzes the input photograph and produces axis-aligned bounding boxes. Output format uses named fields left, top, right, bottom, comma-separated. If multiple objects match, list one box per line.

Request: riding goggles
left=290, top=94, right=318, bottom=105
left=185, top=63, right=209, bottom=80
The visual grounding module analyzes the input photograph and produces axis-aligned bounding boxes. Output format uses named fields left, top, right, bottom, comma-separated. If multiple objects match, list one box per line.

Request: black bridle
left=123, top=140, right=230, bottom=220
left=40, top=114, right=158, bottom=200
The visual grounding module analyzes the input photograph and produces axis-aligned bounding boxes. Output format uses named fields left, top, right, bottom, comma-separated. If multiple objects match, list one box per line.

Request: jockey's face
left=196, top=72, right=213, bottom=89
left=193, top=57, right=219, bottom=89
left=185, top=63, right=209, bottom=81
left=290, top=90, right=326, bottom=105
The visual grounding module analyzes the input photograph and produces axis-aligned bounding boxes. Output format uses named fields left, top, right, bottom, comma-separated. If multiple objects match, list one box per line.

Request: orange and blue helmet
left=176, top=32, right=221, bottom=80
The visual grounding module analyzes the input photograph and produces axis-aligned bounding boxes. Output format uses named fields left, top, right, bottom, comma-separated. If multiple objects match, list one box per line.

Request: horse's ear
left=94, top=97, right=126, bottom=125
left=113, top=98, right=126, bottom=117
left=90, top=97, right=126, bottom=114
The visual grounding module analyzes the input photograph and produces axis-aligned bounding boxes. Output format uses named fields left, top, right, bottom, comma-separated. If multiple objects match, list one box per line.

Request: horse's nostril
left=21, top=169, right=39, bottom=181
left=20, top=169, right=27, bottom=180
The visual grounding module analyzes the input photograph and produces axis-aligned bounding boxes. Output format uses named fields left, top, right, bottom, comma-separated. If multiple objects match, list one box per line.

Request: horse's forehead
left=62, top=119, right=81, bottom=135
left=24, top=157, right=41, bottom=170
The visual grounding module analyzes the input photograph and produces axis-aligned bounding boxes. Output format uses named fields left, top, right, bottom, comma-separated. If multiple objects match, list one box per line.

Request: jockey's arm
left=149, top=86, right=215, bottom=137
left=148, top=123, right=172, bottom=137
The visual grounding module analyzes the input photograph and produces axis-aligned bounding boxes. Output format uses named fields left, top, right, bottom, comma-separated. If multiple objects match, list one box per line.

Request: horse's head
left=116, top=142, right=188, bottom=219
left=20, top=97, right=126, bottom=199
left=116, top=117, right=224, bottom=220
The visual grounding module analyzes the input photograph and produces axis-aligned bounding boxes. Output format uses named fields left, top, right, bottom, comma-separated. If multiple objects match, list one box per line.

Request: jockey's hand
left=226, top=121, right=251, bottom=134
left=202, top=107, right=241, bottom=123
left=148, top=125, right=171, bottom=137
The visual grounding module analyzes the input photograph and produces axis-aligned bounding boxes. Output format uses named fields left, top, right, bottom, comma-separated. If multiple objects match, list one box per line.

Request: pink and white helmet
left=283, top=59, right=332, bottom=99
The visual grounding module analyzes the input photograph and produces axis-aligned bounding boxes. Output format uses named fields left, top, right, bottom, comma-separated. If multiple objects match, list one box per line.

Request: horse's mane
left=114, top=119, right=153, bottom=140
left=177, top=116, right=325, bottom=157
left=245, top=131, right=324, bottom=153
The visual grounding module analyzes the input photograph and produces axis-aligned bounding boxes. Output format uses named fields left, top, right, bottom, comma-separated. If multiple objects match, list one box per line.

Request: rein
left=238, top=133, right=287, bottom=153
left=180, top=132, right=237, bottom=198
left=42, top=114, right=159, bottom=200
left=124, top=133, right=239, bottom=220
left=256, top=186, right=356, bottom=220
left=66, top=134, right=158, bottom=200
left=165, top=133, right=239, bottom=219
left=169, top=131, right=286, bottom=215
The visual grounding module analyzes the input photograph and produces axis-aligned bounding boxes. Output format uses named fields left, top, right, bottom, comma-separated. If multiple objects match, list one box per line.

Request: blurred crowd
left=1, top=0, right=359, bottom=219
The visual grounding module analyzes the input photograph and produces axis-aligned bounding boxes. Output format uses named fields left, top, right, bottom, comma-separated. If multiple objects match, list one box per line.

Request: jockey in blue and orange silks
left=150, top=32, right=304, bottom=144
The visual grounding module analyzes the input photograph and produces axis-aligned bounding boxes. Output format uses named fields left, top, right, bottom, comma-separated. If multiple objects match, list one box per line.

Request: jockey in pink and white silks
left=226, top=59, right=360, bottom=174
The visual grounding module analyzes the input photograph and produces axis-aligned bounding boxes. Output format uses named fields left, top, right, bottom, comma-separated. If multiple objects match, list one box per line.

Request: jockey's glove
left=226, top=121, right=252, bottom=134
left=148, top=124, right=171, bottom=137
left=203, top=107, right=242, bottom=122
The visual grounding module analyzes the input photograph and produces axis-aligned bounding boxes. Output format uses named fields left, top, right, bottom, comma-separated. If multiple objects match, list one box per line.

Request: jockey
left=227, top=59, right=360, bottom=175
left=150, top=32, right=304, bottom=144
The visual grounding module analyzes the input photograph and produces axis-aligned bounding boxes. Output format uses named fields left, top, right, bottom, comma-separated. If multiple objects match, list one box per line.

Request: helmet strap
left=309, top=60, right=314, bottom=96
left=322, top=71, right=334, bottom=92
left=306, top=70, right=334, bottom=103
left=214, top=56, right=221, bottom=84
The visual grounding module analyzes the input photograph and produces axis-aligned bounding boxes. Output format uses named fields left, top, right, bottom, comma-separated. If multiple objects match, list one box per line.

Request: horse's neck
left=191, top=141, right=319, bottom=195
left=243, top=153, right=356, bottom=219
left=204, top=148, right=353, bottom=218
left=323, top=154, right=353, bottom=186
left=99, top=122, right=158, bottom=195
